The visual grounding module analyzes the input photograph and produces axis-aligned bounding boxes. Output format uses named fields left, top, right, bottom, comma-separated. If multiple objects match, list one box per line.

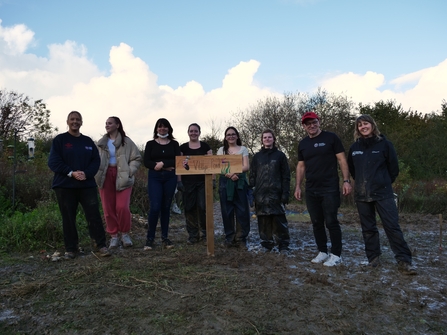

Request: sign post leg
left=205, top=174, right=215, bottom=256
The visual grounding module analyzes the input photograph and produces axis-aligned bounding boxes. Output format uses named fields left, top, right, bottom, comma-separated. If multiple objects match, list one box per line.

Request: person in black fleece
left=48, top=111, right=110, bottom=259
left=348, top=114, right=416, bottom=275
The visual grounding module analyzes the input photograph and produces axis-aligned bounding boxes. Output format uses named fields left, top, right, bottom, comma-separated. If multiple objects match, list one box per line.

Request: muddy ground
left=1, top=203, right=446, bottom=335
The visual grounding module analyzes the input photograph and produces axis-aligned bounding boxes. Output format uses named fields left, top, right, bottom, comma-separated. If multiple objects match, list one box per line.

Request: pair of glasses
left=226, top=133, right=237, bottom=137
left=304, top=120, right=319, bottom=127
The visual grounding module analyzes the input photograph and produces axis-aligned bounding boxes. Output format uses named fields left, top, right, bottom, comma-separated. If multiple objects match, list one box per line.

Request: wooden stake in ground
left=439, top=214, right=443, bottom=251
left=176, top=155, right=243, bottom=256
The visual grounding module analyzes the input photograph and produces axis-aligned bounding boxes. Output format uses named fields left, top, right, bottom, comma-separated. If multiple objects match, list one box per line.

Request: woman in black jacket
left=348, top=114, right=415, bottom=275
left=249, top=129, right=291, bottom=253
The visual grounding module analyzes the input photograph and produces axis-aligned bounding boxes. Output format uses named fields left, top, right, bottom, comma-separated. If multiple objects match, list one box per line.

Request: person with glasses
left=347, top=114, right=416, bottom=275
left=294, top=112, right=352, bottom=266
left=143, top=118, right=180, bottom=250
left=217, top=127, right=250, bottom=249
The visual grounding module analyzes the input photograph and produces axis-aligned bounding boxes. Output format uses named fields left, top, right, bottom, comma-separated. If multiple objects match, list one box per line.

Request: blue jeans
left=54, top=187, right=106, bottom=252
left=356, top=198, right=412, bottom=263
left=146, top=170, right=177, bottom=241
left=219, top=177, right=250, bottom=243
left=305, top=190, right=342, bottom=256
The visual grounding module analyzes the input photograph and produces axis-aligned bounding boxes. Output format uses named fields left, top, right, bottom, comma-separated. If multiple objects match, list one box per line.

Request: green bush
left=0, top=200, right=91, bottom=252
left=0, top=153, right=53, bottom=211
left=0, top=186, right=13, bottom=217
left=396, top=179, right=447, bottom=215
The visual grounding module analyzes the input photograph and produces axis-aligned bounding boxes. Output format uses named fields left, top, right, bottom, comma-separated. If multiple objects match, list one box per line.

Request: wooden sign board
left=175, top=154, right=243, bottom=256
left=175, top=155, right=243, bottom=175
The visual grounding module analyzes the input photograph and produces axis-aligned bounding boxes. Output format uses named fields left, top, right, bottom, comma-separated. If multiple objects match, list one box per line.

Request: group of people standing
left=48, top=111, right=416, bottom=275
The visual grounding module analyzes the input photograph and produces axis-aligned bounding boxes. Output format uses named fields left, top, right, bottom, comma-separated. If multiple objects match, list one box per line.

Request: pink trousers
left=99, top=166, right=132, bottom=235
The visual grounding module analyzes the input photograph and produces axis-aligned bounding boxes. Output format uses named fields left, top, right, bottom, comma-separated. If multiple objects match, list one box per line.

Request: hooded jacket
left=348, top=134, right=399, bottom=202
left=95, top=133, right=142, bottom=191
left=249, top=146, right=290, bottom=215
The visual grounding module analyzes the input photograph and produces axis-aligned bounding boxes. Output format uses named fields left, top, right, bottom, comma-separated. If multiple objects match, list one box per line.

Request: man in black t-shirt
left=294, top=112, right=352, bottom=266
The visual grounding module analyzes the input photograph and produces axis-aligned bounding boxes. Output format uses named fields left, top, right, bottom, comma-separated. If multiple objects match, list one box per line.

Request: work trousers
left=257, top=214, right=290, bottom=250
left=219, top=178, right=250, bottom=243
left=356, top=198, right=412, bottom=264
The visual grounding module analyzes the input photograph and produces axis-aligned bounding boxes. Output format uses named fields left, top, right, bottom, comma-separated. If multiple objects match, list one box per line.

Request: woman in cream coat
left=96, top=116, right=142, bottom=248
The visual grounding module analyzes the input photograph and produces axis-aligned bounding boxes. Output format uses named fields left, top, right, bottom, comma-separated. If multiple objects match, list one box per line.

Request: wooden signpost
left=175, top=155, right=243, bottom=256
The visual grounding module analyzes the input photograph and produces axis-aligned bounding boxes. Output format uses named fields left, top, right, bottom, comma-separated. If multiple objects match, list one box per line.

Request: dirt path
left=1, top=204, right=446, bottom=334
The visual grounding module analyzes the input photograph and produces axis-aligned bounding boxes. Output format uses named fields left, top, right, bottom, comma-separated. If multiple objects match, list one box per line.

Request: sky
left=1, top=0, right=446, bottom=146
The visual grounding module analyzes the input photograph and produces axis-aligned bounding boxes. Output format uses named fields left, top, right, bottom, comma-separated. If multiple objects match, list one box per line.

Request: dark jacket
left=348, top=135, right=399, bottom=202
left=48, top=132, right=100, bottom=189
left=249, top=146, right=290, bottom=215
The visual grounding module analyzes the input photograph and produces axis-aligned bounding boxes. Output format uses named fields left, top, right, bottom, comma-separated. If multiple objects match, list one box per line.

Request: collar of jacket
left=358, top=134, right=384, bottom=148
left=261, top=146, right=277, bottom=153
left=97, top=132, right=123, bottom=148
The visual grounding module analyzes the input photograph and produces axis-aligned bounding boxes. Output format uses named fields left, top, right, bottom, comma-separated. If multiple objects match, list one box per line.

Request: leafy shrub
left=396, top=179, right=447, bottom=215
left=0, top=153, right=53, bottom=211
left=0, top=200, right=92, bottom=252
left=0, top=186, right=13, bottom=217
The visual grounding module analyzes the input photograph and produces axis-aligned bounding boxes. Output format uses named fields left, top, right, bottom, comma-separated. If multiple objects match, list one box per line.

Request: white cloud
left=320, top=59, right=447, bottom=114
left=0, top=19, right=34, bottom=55
left=390, top=69, right=425, bottom=88
left=0, top=19, right=275, bottom=145
left=0, top=26, right=102, bottom=100
left=46, top=46, right=276, bottom=146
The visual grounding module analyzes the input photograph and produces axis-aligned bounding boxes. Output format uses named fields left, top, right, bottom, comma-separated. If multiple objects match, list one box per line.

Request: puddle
left=0, top=309, right=18, bottom=322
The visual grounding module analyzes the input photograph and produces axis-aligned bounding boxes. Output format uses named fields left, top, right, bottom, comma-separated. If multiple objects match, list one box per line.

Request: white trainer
left=109, top=236, right=120, bottom=249
left=311, top=251, right=329, bottom=263
left=323, top=253, right=342, bottom=267
left=121, top=233, right=133, bottom=248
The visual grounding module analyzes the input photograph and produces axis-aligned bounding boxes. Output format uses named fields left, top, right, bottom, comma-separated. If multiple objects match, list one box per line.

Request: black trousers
left=356, top=197, right=412, bottom=264
left=305, top=190, right=342, bottom=256
left=54, top=187, right=106, bottom=252
left=183, top=181, right=206, bottom=241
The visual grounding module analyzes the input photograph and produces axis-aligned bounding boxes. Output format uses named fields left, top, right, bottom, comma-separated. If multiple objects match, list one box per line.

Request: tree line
left=230, top=89, right=447, bottom=181
left=1, top=87, right=446, bottom=181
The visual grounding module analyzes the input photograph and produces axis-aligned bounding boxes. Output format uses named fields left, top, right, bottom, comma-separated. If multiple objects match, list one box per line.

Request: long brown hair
left=109, top=116, right=127, bottom=145
left=354, top=114, right=381, bottom=140
left=223, top=126, right=242, bottom=154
